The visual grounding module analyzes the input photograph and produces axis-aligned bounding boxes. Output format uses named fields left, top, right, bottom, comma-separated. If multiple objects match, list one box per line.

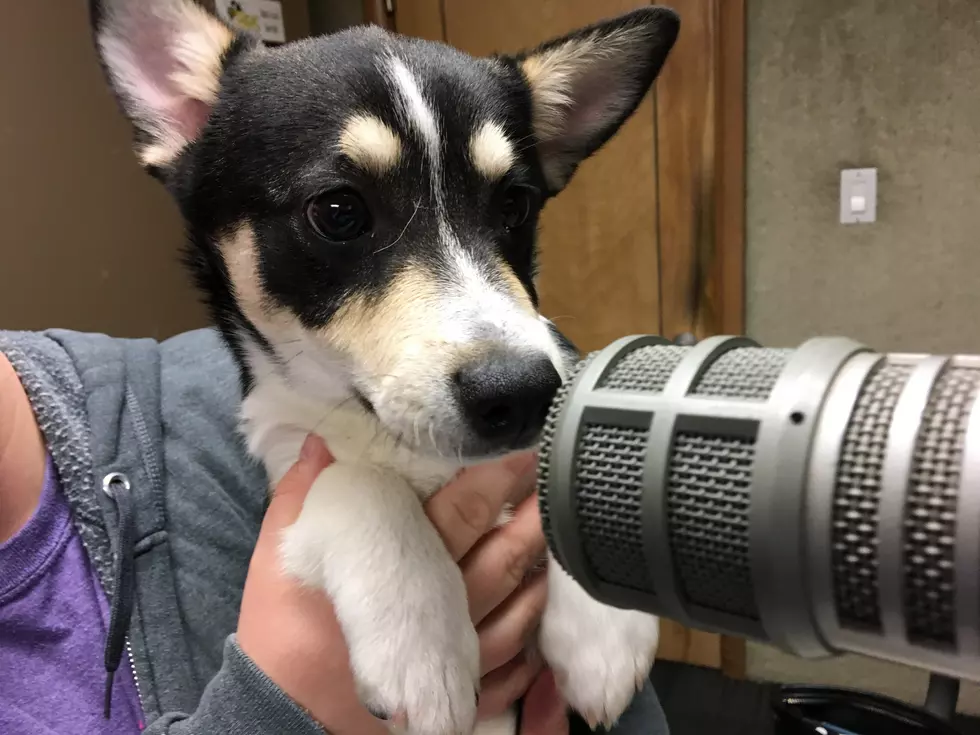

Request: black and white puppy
left=89, top=2, right=679, bottom=733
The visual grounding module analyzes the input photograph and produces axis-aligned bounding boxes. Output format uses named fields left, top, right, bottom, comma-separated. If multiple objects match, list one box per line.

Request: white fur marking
left=387, top=56, right=441, bottom=181
left=446, top=247, right=566, bottom=378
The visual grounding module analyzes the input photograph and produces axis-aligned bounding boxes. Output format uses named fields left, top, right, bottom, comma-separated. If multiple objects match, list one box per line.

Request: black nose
left=454, top=351, right=562, bottom=446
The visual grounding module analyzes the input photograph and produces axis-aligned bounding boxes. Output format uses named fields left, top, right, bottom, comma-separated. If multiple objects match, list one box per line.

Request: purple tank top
left=0, top=455, right=144, bottom=733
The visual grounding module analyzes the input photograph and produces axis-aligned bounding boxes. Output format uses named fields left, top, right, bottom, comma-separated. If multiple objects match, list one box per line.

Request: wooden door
left=385, top=0, right=747, bottom=677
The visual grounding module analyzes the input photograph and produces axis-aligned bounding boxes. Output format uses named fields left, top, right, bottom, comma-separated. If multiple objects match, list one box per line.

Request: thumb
left=261, top=433, right=334, bottom=537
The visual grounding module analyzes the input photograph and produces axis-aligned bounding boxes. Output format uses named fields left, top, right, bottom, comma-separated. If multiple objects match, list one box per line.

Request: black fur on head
left=89, top=0, right=679, bottom=458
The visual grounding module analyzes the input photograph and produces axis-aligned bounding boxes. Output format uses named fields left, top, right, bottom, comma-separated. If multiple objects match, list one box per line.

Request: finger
left=425, top=451, right=537, bottom=562
left=477, top=572, right=547, bottom=675
left=520, top=669, right=569, bottom=735
left=246, top=434, right=334, bottom=599
left=476, top=652, right=545, bottom=721
left=463, top=495, right=547, bottom=623
left=258, top=434, right=334, bottom=542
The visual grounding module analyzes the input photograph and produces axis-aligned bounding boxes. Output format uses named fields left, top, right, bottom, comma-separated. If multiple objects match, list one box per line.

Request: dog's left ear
left=90, top=0, right=251, bottom=175
left=510, top=6, right=680, bottom=193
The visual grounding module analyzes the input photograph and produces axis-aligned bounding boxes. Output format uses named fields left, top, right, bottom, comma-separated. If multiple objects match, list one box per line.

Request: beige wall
left=747, top=0, right=980, bottom=355
left=0, top=2, right=309, bottom=341
left=746, top=0, right=980, bottom=711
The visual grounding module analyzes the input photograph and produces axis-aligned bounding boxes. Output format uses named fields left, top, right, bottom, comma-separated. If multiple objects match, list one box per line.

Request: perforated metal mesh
left=833, top=362, right=912, bottom=633
left=903, top=367, right=980, bottom=647
left=575, top=424, right=654, bottom=592
left=538, top=354, right=596, bottom=557
left=666, top=431, right=759, bottom=619
left=692, top=347, right=791, bottom=401
left=599, top=345, right=687, bottom=392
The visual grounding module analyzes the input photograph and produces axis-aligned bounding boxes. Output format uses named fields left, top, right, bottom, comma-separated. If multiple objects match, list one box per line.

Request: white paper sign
left=214, top=0, right=286, bottom=44
left=257, top=1, right=286, bottom=44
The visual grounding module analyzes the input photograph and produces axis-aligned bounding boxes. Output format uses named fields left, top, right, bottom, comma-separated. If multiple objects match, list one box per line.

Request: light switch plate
left=840, top=168, right=877, bottom=224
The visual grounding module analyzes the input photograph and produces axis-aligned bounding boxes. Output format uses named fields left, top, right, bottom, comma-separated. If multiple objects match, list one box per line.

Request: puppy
left=89, top=2, right=679, bottom=733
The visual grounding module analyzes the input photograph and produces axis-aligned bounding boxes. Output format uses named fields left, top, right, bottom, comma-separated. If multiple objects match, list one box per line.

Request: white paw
left=539, top=560, right=660, bottom=730
left=351, top=622, right=480, bottom=735
left=279, top=464, right=481, bottom=735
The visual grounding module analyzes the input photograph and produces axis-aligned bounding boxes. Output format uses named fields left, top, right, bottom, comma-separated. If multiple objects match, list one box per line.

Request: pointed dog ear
left=509, top=6, right=680, bottom=193
left=90, top=0, right=253, bottom=173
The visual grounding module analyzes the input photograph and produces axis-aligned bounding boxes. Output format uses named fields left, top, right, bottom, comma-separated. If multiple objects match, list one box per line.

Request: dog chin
left=370, top=409, right=537, bottom=465
left=421, top=430, right=541, bottom=466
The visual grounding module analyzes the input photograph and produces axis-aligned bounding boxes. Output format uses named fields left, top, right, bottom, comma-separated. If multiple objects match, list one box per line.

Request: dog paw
left=277, top=463, right=481, bottom=735
left=354, top=624, right=481, bottom=735
left=539, top=564, right=660, bottom=730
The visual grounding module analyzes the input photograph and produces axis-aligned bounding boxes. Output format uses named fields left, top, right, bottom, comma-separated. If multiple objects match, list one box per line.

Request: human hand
left=237, top=434, right=567, bottom=734
left=424, top=452, right=569, bottom=731
left=237, top=434, right=389, bottom=734
left=521, top=669, right=570, bottom=735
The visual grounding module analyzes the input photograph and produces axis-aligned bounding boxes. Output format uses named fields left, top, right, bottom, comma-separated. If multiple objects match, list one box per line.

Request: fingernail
left=300, top=433, right=325, bottom=463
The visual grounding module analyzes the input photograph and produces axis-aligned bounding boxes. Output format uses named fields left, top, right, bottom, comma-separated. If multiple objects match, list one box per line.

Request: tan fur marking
left=520, top=28, right=638, bottom=187
left=495, top=258, right=535, bottom=314
left=140, top=143, right=180, bottom=168
left=520, top=37, right=599, bottom=143
left=339, top=115, right=402, bottom=176
left=324, top=265, right=442, bottom=376
left=118, top=0, right=234, bottom=169
left=220, top=223, right=296, bottom=333
left=169, top=0, right=235, bottom=105
left=469, top=122, right=515, bottom=179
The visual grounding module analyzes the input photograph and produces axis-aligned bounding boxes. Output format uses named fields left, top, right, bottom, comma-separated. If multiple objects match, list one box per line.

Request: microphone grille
left=903, top=367, right=980, bottom=647
left=577, top=423, right=654, bottom=592
left=667, top=430, right=759, bottom=618
left=539, top=352, right=597, bottom=561
left=833, top=361, right=912, bottom=633
left=691, top=347, right=792, bottom=400
left=598, top=345, right=686, bottom=392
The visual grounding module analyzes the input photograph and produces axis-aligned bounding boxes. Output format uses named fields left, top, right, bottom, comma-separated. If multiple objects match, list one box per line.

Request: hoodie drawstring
left=101, top=472, right=136, bottom=720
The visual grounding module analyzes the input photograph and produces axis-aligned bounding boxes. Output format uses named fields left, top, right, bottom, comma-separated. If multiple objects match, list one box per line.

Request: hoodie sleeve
left=143, top=635, right=329, bottom=735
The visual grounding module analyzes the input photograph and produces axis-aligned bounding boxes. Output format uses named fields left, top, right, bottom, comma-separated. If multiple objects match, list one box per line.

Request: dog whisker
left=427, top=422, right=445, bottom=459
left=312, top=395, right=357, bottom=435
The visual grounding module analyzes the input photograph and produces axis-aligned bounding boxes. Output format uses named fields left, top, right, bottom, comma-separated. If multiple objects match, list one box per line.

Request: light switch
left=840, top=168, right=877, bottom=224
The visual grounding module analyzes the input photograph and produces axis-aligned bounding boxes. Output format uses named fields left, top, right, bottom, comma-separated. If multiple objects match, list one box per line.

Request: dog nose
left=454, top=351, right=562, bottom=447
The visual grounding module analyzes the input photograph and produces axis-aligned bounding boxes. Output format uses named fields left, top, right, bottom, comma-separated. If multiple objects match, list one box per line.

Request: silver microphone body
left=538, top=334, right=980, bottom=682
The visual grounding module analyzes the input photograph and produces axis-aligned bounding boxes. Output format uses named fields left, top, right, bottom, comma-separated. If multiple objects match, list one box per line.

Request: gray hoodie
left=0, top=326, right=668, bottom=734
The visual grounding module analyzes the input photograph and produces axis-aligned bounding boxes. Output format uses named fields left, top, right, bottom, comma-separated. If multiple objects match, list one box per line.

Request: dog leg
left=538, top=552, right=660, bottom=731
left=280, top=462, right=479, bottom=735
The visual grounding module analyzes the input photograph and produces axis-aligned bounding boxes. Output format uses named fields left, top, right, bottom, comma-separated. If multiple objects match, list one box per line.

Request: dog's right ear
left=508, top=7, right=679, bottom=195
left=90, top=0, right=251, bottom=175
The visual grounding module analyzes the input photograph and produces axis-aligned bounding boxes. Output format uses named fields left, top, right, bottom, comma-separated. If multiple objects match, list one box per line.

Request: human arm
left=1, top=331, right=562, bottom=735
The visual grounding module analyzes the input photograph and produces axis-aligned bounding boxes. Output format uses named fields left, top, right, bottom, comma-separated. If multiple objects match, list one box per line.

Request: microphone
left=538, top=333, right=980, bottom=683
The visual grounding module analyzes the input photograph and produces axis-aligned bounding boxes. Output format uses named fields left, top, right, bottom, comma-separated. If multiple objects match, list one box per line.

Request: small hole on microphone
left=790, top=411, right=805, bottom=425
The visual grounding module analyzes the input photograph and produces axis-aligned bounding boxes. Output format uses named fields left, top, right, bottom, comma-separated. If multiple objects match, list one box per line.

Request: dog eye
left=306, top=189, right=372, bottom=242
left=500, top=186, right=535, bottom=230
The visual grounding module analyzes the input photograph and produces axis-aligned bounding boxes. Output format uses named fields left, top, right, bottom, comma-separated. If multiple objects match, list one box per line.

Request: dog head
left=90, top=0, right=679, bottom=460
